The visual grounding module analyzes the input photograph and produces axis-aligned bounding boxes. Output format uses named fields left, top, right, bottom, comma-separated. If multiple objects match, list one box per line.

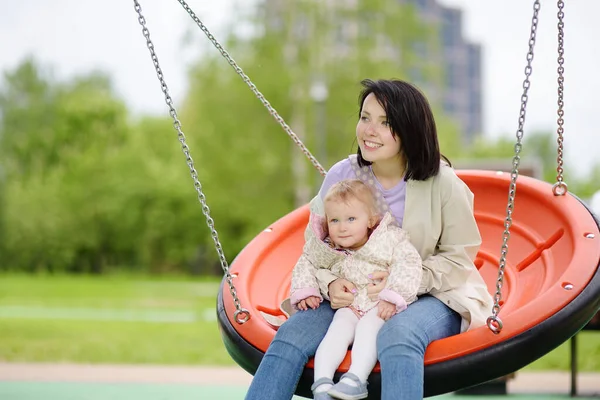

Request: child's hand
left=367, top=271, right=389, bottom=300
left=377, top=300, right=396, bottom=321
left=297, top=296, right=321, bottom=311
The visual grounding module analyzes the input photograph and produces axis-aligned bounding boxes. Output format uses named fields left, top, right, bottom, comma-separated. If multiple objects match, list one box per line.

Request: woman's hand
left=328, top=278, right=356, bottom=309
left=297, top=296, right=321, bottom=311
left=377, top=300, right=396, bottom=321
left=367, top=271, right=389, bottom=300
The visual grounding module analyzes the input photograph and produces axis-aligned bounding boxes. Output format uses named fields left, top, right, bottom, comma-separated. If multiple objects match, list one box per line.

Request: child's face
left=324, top=197, right=373, bottom=250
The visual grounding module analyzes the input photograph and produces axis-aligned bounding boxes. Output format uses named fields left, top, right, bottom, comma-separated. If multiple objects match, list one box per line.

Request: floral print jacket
left=290, top=211, right=422, bottom=315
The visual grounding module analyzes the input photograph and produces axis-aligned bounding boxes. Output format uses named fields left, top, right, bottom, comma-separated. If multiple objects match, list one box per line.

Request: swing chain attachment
left=133, top=0, right=250, bottom=325
left=175, top=0, right=327, bottom=178
left=487, top=0, right=541, bottom=335
left=553, top=0, right=567, bottom=197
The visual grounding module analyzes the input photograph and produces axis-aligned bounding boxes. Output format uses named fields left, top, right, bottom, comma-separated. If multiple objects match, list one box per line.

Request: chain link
left=553, top=0, right=567, bottom=196
left=133, top=0, right=249, bottom=324
left=486, top=0, right=541, bottom=334
left=175, top=0, right=327, bottom=178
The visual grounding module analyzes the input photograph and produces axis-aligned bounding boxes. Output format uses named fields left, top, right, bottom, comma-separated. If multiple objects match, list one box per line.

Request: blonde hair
left=323, top=179, right=379, bottom=217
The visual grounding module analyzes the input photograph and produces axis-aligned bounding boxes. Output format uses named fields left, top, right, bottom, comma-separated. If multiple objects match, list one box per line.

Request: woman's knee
left=375, top=297, right=461, bottom=359
left=272, top=304, right=334, bottom=352
left=376, top=316, right=427, bottom=358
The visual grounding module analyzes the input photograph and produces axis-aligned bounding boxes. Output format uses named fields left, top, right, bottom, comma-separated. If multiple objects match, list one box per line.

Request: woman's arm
left=418, top=170, right=481, bottom=294
left=316, top=270, right=355, bottom=309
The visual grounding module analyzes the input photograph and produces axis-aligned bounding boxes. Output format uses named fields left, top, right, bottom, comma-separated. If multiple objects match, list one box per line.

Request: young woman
left=244, top=79, right=493, bottom=400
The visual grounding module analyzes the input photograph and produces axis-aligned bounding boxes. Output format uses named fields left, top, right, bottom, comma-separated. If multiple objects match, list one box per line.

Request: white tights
left=314, top=306, right=385, bottom=384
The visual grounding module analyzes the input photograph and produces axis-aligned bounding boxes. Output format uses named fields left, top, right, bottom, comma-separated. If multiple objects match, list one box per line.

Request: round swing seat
left=217, top=170, right=600, bottom=398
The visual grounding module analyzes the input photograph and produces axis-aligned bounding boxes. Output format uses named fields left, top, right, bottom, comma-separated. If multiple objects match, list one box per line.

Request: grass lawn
left=0, top=274, right=232, bottom=365
left=0, top=274, right=598, bottom=371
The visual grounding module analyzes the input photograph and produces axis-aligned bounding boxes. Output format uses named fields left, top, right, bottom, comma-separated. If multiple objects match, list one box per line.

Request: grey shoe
left=311, top=377, right=335, bottom=400
left=314, top=391, right=335, bottom=400
left=327, top=372, right=368, bottom=400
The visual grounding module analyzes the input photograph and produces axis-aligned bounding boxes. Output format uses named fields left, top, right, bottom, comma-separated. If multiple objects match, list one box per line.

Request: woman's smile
left=363, top=140, right=383, bottom=150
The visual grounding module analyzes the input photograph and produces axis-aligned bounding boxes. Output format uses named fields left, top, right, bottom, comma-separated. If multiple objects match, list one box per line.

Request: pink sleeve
left=290, top=288, right=323, bottom=309
left=378, top=288, right=407, bottom=314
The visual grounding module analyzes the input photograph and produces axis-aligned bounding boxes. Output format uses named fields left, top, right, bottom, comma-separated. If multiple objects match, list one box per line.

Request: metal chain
left=175, top=0, right=327, bottom=177
left=486, top=0, right=541, bottom=334
left=133, top=0, right=250, bottom=324
left=553, top=0, right=567, bottom=196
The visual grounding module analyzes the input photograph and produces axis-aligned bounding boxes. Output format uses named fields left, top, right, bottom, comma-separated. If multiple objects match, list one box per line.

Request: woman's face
left=356, top=93, right=401, bottom=163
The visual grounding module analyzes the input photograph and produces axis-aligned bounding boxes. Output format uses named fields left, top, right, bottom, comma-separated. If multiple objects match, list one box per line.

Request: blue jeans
left=244, top=295, right=461, bottom=400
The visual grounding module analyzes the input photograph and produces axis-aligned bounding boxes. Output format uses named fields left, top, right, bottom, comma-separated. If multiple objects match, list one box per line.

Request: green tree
left=0, top=59, right=126, bottom=178
left=467, top=135, right=516, bottom=160
left=0, top=58, right=236, bottom=274
left=570, top=164, right=600, bottom=200
left=0, top=58, right=56, bottom=178
left=0, top=58, right=229, bottom=274
left=0, top=59, right=132, bottom=272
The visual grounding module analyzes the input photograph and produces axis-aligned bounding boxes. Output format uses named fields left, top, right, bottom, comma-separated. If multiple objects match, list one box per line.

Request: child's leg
left=346, top=307, right=385, bottom=384
left=313, top=308, right=358, bottom=391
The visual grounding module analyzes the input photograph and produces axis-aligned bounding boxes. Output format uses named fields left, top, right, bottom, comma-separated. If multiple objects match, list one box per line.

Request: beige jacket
left=314, top=163, right=494, bottom=332
left=290, top=212, right=423, bottom=315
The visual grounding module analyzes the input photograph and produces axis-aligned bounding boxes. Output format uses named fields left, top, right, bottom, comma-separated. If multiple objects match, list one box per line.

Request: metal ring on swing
left=234, top=309, right=251, bottom=324
left=552, top=181, right=568, bottom=196
left=486, top=316, right=504, bottom=334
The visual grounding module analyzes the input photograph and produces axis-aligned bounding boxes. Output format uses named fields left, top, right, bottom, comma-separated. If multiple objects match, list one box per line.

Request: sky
left=1, top=0, right=598, bottom=179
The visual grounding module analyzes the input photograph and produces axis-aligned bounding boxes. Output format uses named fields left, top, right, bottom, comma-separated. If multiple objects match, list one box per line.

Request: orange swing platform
left=217, top=170, right=600, bottom=398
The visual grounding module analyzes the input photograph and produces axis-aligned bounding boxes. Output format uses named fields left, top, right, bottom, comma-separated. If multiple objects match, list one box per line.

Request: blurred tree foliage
left=1, top=1, right=597, bottom=274
left=0, top=1, right=447, bottom=274
left=0, top=59, right=207, bottom=274
left=466, top=131, right=600, bottom=198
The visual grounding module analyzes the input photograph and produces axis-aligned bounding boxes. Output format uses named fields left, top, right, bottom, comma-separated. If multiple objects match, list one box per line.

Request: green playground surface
left=0, top=382, right=598, bottom=400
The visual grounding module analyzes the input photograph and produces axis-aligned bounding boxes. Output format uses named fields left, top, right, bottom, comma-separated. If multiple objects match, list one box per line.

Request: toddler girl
left=290, top=179, right=422, bottom=400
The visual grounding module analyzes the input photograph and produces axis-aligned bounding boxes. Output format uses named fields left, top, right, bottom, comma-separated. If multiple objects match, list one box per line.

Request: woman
left=244, top=79, right=493, bottom=400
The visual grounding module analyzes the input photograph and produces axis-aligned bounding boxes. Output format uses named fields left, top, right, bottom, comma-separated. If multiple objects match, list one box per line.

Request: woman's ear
left=368, top=214, right=380, bottom=229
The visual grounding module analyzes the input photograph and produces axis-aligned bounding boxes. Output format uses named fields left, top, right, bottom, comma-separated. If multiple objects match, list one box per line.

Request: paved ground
left=0, top=363, right=599, bottom=399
